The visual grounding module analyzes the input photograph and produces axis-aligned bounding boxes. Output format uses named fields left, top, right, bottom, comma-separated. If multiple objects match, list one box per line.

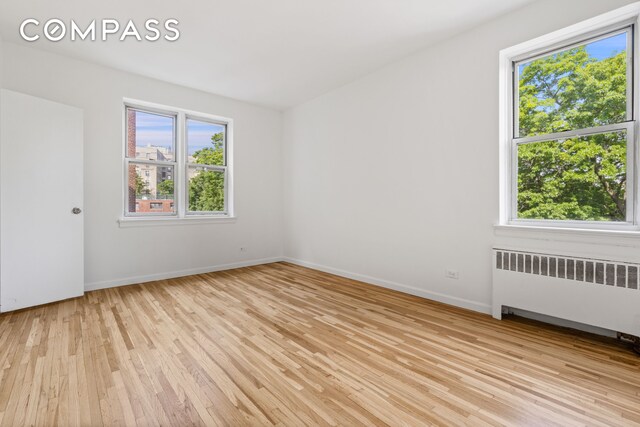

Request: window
left=123, top=101, right=233, bottom=219
left=502, top=16, right=638, bottom=229
left=186, top=118, right=227, bottom=213
left=125, top=109, right=176, bottom=216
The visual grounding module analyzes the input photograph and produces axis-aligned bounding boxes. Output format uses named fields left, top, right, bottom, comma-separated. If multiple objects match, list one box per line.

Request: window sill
left=118, top=215, right=237, bottom=228
left=494, top=224, right=640, bottom=247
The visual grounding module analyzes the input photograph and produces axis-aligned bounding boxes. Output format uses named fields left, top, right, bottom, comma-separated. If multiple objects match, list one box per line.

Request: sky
left=135, top=111, right=225, bottom=155
left=519, top=32, right=626, bottom=73
left=585, top=32, right=626, bottom=60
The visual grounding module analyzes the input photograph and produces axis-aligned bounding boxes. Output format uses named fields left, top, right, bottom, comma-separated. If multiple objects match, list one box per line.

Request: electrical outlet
left=445, top=269, right=459, bottom=280
left=240, top=247, right=248, bottom=252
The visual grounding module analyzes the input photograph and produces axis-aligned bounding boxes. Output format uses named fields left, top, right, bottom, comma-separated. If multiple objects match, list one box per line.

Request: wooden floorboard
left=0, top=262, right=638, bottom=426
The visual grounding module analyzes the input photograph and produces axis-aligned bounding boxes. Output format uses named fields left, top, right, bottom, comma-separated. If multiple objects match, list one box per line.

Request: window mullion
left=513, top=63, right=520, bottom=138
left=177, top=111, right=186, bottom=219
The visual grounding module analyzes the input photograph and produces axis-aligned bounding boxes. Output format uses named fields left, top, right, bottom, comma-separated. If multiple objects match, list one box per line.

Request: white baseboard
left=86, top=255, right=492, bottom=315
left=282, top=257, right=492, bottom=314
left=84, top=256, right=620, bottom=338
left=84, top=257, right=284, bottom=292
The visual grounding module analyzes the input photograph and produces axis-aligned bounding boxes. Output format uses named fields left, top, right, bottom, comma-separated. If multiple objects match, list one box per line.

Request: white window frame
left=499, top=3, right=640, bottom=231
left=121, top=99, right=234, bottom=223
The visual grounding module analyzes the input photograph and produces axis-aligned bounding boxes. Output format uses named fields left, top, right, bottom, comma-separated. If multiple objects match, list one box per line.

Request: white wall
left=282, top=0, right=640, bottom=313
left=0, top=34, right=3, bottom=93
left=1, top=42, right=283, bottom=289
left=0, top=35, right=3, bottom=290
left=2, top=1, right=639, bottom=315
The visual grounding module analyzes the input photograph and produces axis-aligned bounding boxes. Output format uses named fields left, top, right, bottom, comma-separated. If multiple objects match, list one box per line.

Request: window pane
left=518, top=31, right=629, bottom=137
left=126, top=109, right=175, bottom=161
left=187, top=118, right=225, bottom=166
left=188, top=166, right=225, bottom=212
left=127, top=163, right=175, bottom=214
left=517, top=130, right=627, bottom=221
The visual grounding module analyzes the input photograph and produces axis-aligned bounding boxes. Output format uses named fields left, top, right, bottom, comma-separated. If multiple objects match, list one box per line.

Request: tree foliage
left=158, top=179, right=174, bottom=196
left=188, top=132, right=225, bottom=211
left=135, top=174, right=148, bottom=196
left=517, top=45, right=627, bottom=221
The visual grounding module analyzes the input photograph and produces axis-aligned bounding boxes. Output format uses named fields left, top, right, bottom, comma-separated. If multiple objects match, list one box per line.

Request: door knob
left=72, top=207, right=82, bottom=214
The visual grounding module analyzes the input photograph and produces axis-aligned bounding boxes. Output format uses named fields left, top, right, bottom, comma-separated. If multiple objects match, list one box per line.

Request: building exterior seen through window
left=124, top=104, right=231, bottom=217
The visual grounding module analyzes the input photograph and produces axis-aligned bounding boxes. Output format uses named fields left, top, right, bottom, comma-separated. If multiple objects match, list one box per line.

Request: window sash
left=184, top=116, right=228, bottom=215
left=125, top=159, right=177, bottom=217
left=186, top=116, right=227, bottom=167
left=125, top=107, right=177, bottom=159
left=185, top=166, right=228, bottom=215
left=512, top=25, right=634, bottom=139
left=509, top=121, right=636, bottom=226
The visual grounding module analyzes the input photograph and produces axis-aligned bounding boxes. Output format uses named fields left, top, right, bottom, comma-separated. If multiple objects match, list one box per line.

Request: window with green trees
left=124, top=102, right=232, bottom=219
left=187, top=119, right=227, bottom=213
left=512, top=28, right=634, bottom=224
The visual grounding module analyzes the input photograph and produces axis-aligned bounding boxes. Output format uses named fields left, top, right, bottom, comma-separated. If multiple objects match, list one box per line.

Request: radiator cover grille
left=495, top=250, right=639, bottom=290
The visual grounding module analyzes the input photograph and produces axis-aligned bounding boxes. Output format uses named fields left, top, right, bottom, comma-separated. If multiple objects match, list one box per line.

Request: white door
left=1, top=90, right=84, bottom=312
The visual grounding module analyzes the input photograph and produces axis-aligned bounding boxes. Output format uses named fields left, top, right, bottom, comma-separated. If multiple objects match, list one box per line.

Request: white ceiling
left=0, top=0, right=534, bottom=109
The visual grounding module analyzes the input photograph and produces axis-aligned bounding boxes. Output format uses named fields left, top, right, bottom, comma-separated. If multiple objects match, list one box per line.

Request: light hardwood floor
left=0, top=262, right=638, bottom=426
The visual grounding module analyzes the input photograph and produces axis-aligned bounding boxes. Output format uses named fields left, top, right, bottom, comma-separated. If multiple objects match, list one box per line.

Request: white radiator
left=492, top=249, right=640, bottom=336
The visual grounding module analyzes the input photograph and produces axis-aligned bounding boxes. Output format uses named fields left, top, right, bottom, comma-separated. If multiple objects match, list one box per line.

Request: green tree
left=157, top=179, right=174, bottom=197
left=189, top=132, right=225, bottom=211
left=135, top=174, right=148, bottom=196
left=517, top=45, right=627, bottom=221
